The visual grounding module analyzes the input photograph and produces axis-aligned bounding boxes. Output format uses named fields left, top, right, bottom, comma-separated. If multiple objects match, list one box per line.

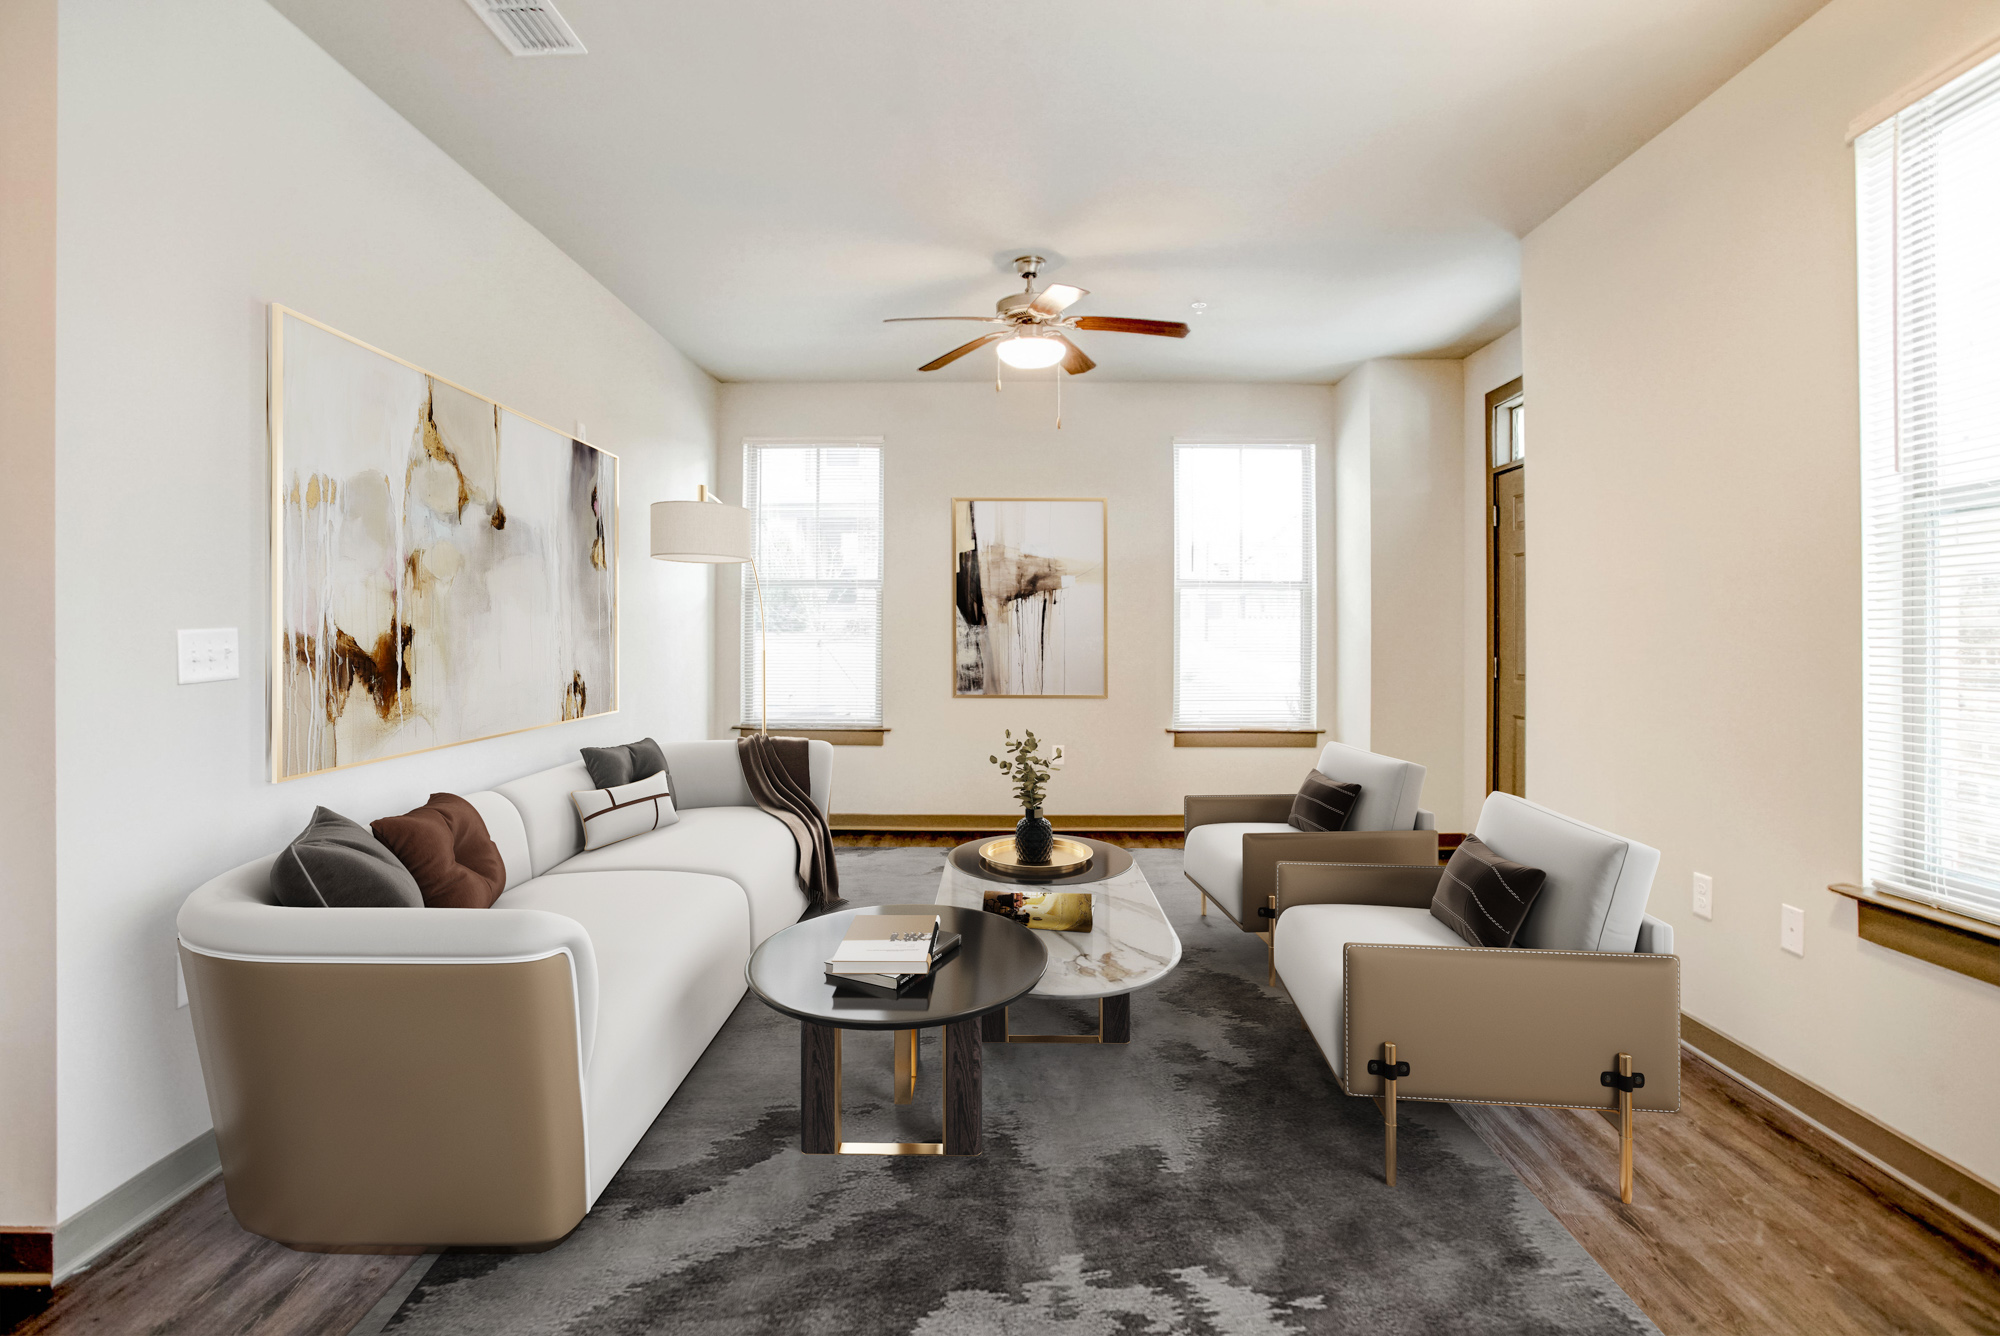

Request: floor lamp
left=650, top=485, right=766, bottom=735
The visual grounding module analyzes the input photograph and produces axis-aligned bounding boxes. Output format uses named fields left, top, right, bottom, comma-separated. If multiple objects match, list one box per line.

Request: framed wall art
left=269, top=305, right=617, bottom=780
left=952, top=497, right=1106, bottom=698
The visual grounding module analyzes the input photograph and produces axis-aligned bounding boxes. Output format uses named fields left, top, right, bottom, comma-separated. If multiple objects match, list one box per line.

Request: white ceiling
left=269, top=0, right=1825, bottom=383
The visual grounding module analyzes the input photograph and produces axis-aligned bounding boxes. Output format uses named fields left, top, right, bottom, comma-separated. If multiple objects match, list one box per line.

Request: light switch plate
left=177, top=628, right=239, bottom=684
left=1692, top=872, right=1713, bottom=920
left=1781, top=903, right=1805, bottom=956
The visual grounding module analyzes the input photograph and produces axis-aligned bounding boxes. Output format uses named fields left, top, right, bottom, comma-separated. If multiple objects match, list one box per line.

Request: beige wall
left=53, top=0, right=717, bottom=1221
left=1523, top=0, right=2000, bottom=1185
left=0, top=0, right=58, bottom=1233
left=1459, top=329, right=1522, bottom=822
left=715, top=381, right=1345, bottom=815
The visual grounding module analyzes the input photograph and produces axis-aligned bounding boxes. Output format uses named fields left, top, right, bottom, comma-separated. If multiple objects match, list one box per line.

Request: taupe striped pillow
left=1287, top=773, right=1362, bottom=832
left=1430, top=835, right=1547, bottom=948
left=571, top=771, right=679, bottom=851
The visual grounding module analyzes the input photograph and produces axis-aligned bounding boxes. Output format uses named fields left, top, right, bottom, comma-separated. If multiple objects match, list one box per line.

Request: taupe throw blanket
left=737, top=735, right=842, bottom=911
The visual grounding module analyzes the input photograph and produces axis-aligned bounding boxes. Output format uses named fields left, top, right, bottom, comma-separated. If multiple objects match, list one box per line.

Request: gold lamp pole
left=650, top=485, right=765, bottom=735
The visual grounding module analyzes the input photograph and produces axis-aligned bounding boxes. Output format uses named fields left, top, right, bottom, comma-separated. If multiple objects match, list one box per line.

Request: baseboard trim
left=0, top=1229, right=53, bottom=1289
left=831, top=813, right=1183, bottom=832
left=53, top=1130, right=220, bottom=1282
left=1681, top=1015, right=2000, bottom=1243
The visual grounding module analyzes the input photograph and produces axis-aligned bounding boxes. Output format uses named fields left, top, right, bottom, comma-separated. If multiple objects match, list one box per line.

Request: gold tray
left=978, top=836, right=1093, bottom=879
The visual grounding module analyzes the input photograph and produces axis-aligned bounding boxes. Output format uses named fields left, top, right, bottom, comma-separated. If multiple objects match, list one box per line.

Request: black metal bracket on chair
left=1367, top=1058, right=1410, bottom=1079
left=1601, top=1069, right=1646, bottom=1093
left=1257, top=906, right=1276, bottom=919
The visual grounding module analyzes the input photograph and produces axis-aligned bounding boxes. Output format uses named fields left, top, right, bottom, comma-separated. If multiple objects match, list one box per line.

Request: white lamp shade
left=650, top=499, right=752, bottom=563
left=996, top=336, right=1065, bottom=370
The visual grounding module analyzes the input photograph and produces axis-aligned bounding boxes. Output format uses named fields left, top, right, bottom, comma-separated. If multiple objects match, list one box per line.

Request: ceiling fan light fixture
left=995, top=335, right=1065, bottom=370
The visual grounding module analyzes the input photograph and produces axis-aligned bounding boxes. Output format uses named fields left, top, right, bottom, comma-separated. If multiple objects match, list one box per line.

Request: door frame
left=1484, top=376, right=1524, bottom=796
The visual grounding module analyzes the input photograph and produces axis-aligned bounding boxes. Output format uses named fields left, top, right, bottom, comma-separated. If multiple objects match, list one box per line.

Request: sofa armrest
left=1342, top=943, right=1680, bottom=1112
left=1184, top=793, right=1294, bottom=831
left=1415, top=808, right=1437, bottom=831
left=1275, top=860, right=1444, bottom=914
left=1636, top=914, right=1674, bottom=955
left=1242, top=830, right=1437, bottom=921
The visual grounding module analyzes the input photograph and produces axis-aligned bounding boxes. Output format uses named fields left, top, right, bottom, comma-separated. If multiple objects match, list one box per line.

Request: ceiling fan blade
left=1070, top=316, right=1191, bottom=338
left=1055, top=335, right=1095, bottom=376
left=884, top=316, right=1008, bottom=324
left=919, top=331, right=1008, bottom=372
left=1028, top=283, right=1088, bottom=317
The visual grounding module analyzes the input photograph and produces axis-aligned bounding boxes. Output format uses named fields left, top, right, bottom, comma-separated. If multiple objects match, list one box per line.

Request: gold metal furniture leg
left=1380, top=1041, right=1399, bottom=1186
left=1199, top=892, right=1208, bottom=917
left=1266, top=894, right=1278, bottom=985
left=894, top=1029, right=918, bottom=1105
left=1617, top=1051, right=1634, bottom=1204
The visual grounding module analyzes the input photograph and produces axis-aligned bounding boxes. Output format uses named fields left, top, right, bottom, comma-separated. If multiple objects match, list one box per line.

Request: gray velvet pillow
left=580, top=737, right=669, bottom=791
left=270, top=807, right=424, bottom=909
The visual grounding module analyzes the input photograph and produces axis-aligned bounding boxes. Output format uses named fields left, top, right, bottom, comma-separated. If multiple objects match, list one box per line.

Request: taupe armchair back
left=1271, top=792, right=1679, bottom=1201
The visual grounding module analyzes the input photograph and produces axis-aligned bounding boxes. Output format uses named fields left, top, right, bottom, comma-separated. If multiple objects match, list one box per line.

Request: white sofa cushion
left=1311, top=742, right=1426, bottom=833
left=1272, top=903, right=1463, bottom=1080
left=657, top=738, right=835, bottom=816
left=461, top=791, right=532, bottom=892
left=1473, top=793, right=1660, bottom=954
left=1182, top=821, right=1293, bottom=913
left=494, top=761, right=595, bottom=878
left=550, top=806, right=808, bottom=948
left=496, top=870, right=750, bottom=1205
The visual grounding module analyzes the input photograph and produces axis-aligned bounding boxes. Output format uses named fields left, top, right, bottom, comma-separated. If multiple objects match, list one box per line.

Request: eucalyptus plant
left=988, top=729, right=1066, bottom=813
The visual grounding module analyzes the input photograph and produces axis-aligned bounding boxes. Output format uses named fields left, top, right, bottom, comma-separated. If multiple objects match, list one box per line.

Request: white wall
left=52, top=0, right=717, bottom=1221
left=0, top=0, right=59, bottom=1233
left=714, top=381, right=1342, bottom=815
left=1459, top=329, right=1522, bottom=822
left=1523, top=0, right=2000, bottom=1183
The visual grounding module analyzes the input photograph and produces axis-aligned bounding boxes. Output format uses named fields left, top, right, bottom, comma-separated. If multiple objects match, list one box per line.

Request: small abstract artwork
left=270, top=307, right=616, bottom=780
left=953, top=498, right=1105, bottom=697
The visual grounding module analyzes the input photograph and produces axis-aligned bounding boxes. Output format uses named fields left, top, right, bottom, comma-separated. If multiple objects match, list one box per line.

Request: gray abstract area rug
left=377, top=847, right=1657, bottom=1336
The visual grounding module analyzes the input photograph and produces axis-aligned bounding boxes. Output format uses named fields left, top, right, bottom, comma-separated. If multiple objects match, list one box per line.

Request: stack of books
left=825, top=914, right=961, bottom=998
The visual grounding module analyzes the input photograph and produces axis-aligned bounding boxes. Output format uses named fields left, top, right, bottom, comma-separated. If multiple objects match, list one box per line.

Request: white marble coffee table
left=935, top=838, right=1182, bottom=1044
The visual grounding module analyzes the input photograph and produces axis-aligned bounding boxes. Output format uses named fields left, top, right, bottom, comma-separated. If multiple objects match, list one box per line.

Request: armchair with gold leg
left=1269, top=792, right=1680, bottom=1201
left=1183, top=742, right=1439, bottom=983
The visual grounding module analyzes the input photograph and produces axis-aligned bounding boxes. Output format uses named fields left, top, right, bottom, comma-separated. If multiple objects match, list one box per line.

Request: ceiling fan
left=886, top=256, right=1190, bottom=375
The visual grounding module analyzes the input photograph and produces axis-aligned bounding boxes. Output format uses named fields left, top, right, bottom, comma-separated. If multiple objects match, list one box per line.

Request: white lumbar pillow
left=571, top=770, right=678, bottom=851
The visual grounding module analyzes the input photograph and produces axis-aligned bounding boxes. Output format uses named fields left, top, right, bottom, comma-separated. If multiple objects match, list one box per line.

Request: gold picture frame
left=268, top=305, right=620, bottom=782
left=951, top=497, right=1107, bottom=698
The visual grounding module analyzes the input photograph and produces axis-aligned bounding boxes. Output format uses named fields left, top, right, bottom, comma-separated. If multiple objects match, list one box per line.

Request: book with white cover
left=825, top=914, right=940, bottom=974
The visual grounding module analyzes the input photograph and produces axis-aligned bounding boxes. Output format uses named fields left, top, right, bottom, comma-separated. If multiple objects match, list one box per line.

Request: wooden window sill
left=734, top=727, right=888, bottom=746
left=1167, top=729, right=1324, bottom=748
left=1827, top=882, right=2000, bottom=988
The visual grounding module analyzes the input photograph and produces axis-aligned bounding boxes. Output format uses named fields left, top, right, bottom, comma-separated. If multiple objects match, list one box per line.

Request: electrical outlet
left=1693, top=872, right=1713, bottom=920
left=175, top=953, right=188, bottom=1009
left=176, top=628, right=239, bottom=684
left=1781, top=904, right=1805, bottom=957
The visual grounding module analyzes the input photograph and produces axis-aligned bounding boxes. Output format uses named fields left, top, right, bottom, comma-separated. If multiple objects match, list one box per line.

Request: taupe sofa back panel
left=182, top=949, right=587, bottom=1249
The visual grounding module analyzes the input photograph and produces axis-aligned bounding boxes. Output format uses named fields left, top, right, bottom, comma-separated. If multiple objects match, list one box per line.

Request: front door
left=1491, top=463, right=1526, bottom=796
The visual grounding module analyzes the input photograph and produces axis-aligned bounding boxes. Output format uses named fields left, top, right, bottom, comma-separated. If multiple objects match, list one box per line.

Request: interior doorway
left=1487, top=379, right=1525, bottom=797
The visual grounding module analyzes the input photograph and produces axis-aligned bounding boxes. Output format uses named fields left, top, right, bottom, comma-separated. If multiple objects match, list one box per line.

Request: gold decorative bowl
left=977, top=836, right=1093, bottom=879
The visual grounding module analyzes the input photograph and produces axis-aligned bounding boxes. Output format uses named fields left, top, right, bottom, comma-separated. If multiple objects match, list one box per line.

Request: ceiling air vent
left=462, top=0, right=587, bottom=57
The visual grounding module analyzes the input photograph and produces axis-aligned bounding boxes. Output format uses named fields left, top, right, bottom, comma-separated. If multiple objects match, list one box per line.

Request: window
left=1491, top=390, right=1525, bottom=467
left=1172, top=443, right=1316, bottom=729
left=741, top=443, right=883, bottom=728
left=1857, top=50, right=2000, bottom=926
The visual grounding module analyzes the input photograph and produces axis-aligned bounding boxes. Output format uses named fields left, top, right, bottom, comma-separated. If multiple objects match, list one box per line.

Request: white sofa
left=176, top=738, right=831, bottom=1251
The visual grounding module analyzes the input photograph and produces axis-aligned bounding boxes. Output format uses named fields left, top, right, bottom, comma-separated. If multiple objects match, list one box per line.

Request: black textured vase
left=1015, top=809, right=1055, bottom=864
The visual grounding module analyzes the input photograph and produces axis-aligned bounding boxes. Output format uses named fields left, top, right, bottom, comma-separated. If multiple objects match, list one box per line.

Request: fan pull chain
left=1055, top=364, right=1063, bottom=429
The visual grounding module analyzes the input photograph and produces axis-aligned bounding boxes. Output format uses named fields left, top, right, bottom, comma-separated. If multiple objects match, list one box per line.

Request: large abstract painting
left=270, top=306, right=616, bottom=780
left=953, top=498, right=1105, bottom=697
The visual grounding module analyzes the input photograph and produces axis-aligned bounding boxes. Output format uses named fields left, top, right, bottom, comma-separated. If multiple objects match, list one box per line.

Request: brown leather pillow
left=371, top=794, right=506, bottom=909
left=1287, top=772, right=1362, bottom=832
left=1430, top=834, right=1547, bottom=948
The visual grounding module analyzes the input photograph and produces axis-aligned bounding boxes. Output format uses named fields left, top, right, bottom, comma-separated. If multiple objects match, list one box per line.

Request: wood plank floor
left=1458, top=1052, right=2000, bottom=1335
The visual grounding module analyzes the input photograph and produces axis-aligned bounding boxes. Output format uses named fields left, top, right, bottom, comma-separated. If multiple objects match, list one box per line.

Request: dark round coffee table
left=747, top=903, right=1046, bottom=1157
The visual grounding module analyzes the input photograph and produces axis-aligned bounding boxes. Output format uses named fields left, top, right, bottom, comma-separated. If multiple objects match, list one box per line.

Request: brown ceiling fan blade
left=919, top=331, right=1008, bottom=372
left=1028, top=283, right=1088, bottom=317
left=1071, top=316, right=1191, bottom=338
left=884, top=316, right=1008, bottom=323
left=1055, top=335, right=1095, bottom=376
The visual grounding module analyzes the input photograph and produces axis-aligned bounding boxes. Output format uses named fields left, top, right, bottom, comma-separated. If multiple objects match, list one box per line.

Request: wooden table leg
left=1101, top=993, right=1131, bottom=1044
left=801, top=1021, right=841, bottom=1154
left=979, top=1007, right=1008, bottom=1043
left=943, top=1018, right=983, bottom=1156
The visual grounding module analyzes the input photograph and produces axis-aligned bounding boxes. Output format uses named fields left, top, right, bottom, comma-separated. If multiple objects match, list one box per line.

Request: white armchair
left=1271, top=792, right=1679, bottom=1200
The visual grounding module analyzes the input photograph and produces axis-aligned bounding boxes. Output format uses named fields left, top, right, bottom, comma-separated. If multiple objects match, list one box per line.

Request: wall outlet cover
left=177, top=628, right=239, bottom=685
left=1781, top=903, right=1805, bottom=957
left=1693, top=872, right=1713, bottom=921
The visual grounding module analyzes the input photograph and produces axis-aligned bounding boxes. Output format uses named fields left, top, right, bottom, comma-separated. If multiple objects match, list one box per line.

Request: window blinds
left=1857, top=51, right=2000, bottom=927
left=741, top=444, right=884, bottom=728
left=1172, top=443, right=1316, bottom=729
